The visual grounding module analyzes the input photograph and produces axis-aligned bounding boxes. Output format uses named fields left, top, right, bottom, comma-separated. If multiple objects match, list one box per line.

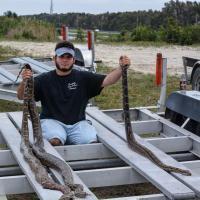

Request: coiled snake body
left=121, top=65, right=191, bottom=176
left=20, top=64, right=87, bottom=199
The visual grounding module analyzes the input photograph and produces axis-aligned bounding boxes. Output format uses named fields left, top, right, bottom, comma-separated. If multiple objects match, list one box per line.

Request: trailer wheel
left=192, top=67, right=200, bottom=91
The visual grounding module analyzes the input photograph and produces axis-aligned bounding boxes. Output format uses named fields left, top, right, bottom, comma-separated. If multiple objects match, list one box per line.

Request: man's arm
left=101, top=55, right=131, bottom=87
left=17, top=81, right=25, bottom=100
left=17, top=69, right=33, bottom=100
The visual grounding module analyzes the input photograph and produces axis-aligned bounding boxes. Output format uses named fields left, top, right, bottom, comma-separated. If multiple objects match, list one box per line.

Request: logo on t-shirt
left=68, top=82, right=78, bottom=90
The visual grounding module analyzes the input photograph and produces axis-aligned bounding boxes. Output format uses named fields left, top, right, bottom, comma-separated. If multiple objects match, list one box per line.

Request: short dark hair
left=55, top=41, right=75, bottom=51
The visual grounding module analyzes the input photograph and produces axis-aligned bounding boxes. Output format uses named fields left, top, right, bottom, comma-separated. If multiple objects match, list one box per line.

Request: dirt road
left=0, top=41, right=199, bottom=75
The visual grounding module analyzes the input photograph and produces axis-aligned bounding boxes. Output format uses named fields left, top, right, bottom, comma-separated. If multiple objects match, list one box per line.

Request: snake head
left=23, top=63, right=32, bottom=71
left=59, top=192, right=74, bottom=200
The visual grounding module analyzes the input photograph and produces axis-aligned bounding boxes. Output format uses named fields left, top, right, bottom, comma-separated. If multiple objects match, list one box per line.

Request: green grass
left=0, top=99, right=23, bottom=112
left=0, top=45, right=21, bottom=61
left=94, top=64, right=179, bottom=109
left=97, top=40, right=169, bottom=47
left=97, top=40, right=200, bottom=47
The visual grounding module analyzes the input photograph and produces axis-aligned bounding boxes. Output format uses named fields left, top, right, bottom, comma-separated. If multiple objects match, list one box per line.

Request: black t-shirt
left=34, top=69, right=106, bottom=125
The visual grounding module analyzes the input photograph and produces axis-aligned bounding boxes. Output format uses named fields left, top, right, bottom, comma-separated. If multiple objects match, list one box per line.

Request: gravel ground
left=0, top=41, right=200, bottom=75
left=7, top=183, right=160, bottom=200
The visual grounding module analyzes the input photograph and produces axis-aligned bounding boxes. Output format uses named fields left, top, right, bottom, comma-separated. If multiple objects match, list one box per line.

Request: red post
left=65, top=26, right=68, bottom=41
left=61, top=25, right=66, bottom=41
left=87, top=30, right=92, bottom=50
left=155, top=53, right=162, bottom=86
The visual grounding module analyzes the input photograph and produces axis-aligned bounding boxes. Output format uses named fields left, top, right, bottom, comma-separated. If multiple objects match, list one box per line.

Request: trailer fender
left=191, top=62, right=200, bottom=91
left=165, top=91, right=200, bottom=123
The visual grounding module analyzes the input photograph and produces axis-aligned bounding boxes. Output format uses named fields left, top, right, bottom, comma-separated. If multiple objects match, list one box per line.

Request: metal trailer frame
left=0, top=56, right=199, bottom=199
left=0, top=107, right=200, bottom=199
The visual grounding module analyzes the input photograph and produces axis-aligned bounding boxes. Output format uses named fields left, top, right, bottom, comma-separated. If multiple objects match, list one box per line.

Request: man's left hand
left=119, top=55, right=131, bottom=69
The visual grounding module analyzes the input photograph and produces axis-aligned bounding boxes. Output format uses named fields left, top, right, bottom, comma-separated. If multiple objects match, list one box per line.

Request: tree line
left=30, top=0, right=200, bottom=31
left=0, top=0, right=200, bottom=44
left=28, top=0, right=200, bottom=44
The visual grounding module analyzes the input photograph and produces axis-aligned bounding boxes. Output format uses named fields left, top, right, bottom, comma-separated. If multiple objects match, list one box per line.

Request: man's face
left=55, top=53, right=75, bottom=72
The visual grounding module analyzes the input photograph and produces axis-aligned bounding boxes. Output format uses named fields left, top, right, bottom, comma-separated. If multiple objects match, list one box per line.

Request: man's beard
left=55, top=61, right=73, bottom=72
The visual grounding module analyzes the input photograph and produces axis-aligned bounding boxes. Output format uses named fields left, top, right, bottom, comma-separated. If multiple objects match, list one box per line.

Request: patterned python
left=121, top=64, right=192, bottom=176
left=20, top=64, right=87, bottom=199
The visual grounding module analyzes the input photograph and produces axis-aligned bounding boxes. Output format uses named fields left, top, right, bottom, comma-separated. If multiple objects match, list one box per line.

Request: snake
left=20, top=64, right=87, bottom=199
left=121, top=64, right=192, bottom=176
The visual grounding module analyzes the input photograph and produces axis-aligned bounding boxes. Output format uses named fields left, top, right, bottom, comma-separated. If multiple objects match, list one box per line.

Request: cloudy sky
left=0, top=0, right=199, bottom=16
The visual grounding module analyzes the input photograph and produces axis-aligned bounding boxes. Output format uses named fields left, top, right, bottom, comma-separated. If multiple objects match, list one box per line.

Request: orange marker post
left=87, top=30, right=92, bottom=50
left=156, top=53, right=163, bottom=86
left=61, top=25, right=66, bottom=41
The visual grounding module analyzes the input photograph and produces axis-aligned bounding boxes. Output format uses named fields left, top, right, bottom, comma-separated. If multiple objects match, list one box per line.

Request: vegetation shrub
left=131, top=26, right=157, bottom=41
left=0, top=12, right=56, bottom=41
left=76, top=28, right=85, bottom=42
left=190, top=25, right=200, bottom=43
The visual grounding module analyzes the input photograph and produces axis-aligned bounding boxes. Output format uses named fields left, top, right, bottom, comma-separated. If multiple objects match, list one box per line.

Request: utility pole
left=196, top=14, right=198, bottom=24
left=50, top=0, right=53, bottom=15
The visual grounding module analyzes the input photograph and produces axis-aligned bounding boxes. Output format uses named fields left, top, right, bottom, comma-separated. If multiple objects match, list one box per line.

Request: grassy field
left=0, top=45, right=21, bottom=61
left=95, top=64, right=179, bottom=109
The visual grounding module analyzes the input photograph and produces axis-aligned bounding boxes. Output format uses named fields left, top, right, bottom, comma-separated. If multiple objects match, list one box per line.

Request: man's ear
left=73, top=58, right=75, bottom=64
left=53, top=55, right=56, bottom=61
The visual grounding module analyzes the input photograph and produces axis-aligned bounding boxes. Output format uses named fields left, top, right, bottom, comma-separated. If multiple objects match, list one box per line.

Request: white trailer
left=0, top=52, right=199, bottom=199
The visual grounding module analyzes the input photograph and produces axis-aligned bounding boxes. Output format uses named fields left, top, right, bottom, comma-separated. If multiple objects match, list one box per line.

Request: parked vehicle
left=183, top=56, right=200, bottom=91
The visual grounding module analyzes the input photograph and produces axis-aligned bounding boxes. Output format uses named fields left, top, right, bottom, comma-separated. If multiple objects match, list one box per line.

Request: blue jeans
left=41, top=119, right=97, bottom=145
